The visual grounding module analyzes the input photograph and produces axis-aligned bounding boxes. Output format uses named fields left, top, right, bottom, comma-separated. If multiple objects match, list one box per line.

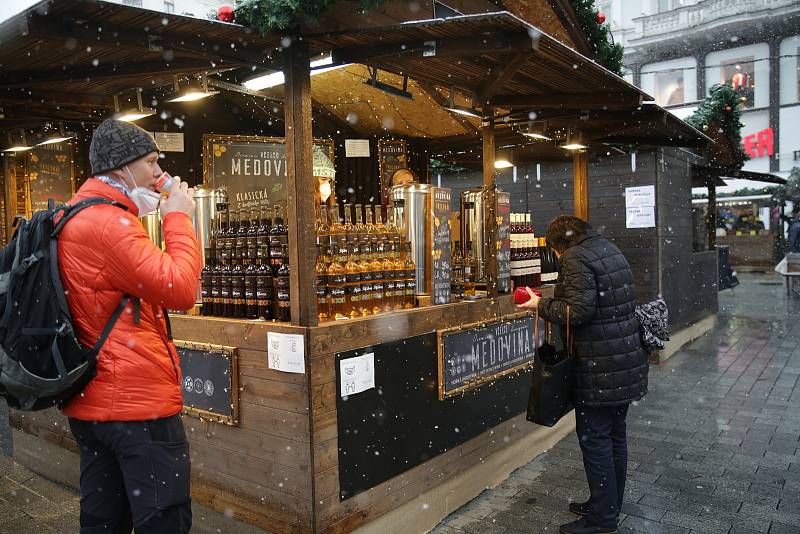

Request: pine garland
left=569, top=0, right=624, bottom=76
left=235, top=0, right=386, bottom=33
left=687, top=83, right=749, bottom=165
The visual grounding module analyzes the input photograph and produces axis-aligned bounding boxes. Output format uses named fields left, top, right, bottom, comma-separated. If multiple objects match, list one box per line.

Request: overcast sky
left=0, top=0, right=39, bottom=22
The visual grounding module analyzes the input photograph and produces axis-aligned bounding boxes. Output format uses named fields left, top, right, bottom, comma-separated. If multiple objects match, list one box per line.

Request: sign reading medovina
left=203, top=135, right=334, bottom=212
left=438, top=315, right=535, bottom=399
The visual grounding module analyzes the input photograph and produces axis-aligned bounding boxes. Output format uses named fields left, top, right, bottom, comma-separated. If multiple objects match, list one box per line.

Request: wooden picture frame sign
left=174, top=340, right=239, bottom=426
left=378, top=139, right=408, bottom=202
left=203, top=134, right=334, bottom=213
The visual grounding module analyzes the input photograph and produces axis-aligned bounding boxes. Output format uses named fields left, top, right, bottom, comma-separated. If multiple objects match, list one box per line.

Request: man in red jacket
left=58, top=119, right=201, bottom=533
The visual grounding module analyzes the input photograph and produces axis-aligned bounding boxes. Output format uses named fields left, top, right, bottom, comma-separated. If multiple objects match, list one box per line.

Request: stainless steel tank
left=140, top=212, right=162, bottom=250
left=460, top=188, right=487, bottom=280
left=389, top=183, right=431, bottom=295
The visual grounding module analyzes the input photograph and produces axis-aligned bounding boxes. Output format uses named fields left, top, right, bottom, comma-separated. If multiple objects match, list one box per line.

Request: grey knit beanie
left=89, top=119, right=159, bottom=175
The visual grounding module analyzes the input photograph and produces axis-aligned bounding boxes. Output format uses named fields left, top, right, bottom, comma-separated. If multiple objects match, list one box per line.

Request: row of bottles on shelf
left=316, top=202, right=402, bottom=245
left=200, top=201, right=291, bottom=321
left=315, top=236, right=416, bottom=322
left=449, top=240, right=477, bottom=301
left=510, top=213, right=558, bottom=289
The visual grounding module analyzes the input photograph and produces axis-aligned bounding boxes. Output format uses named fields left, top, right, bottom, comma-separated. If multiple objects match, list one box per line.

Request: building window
left=164, top=0, right=175, bottom=13
left=654, top=70, right=685, bottom=106
left=122, top=0, right=143, bottom=6
left=656, top=0, right=675, bottom=13
left=721, top=58, right=756, bottom=109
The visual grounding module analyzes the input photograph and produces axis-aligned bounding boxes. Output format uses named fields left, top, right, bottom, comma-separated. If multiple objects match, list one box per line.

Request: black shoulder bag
left=526, top=305, right=574, bottom=427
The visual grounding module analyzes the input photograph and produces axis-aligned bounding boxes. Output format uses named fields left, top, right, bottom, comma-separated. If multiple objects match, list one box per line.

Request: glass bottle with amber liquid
left=365, top=205, right=379, bottom=237
left=369, top=237, right=384, bottom=315
left=269, top=205, right=288, bottom=275
left=381, top=239, right=395, bottom=311
left=354, top=204, right=367, bottom=245
left=221, top=247, right=234, bottom=317
left=317, top=204, right=331, bottom=246
left=256, top=242, right=273, bottom=320
left=201, top=245, right=214, bottom=316
left=373, top=205, right=388, bottom=242
left=329, top=204, right=346, bottom=244
left=342, top=203, right=355, bottom=242
left=316, top=243, right=330, bottom=322
left=275, top=244, right=291, bottom=322
left=451, top=240, right=465, bottom=302
left=231, top=247, right=246, bottom=318
left=464, top=241, right=477, bottom=297
left=327, top=240, right=347, bottom=320
left=244, top=243, right=258, bottom=319
left=344, top=240, right=362, bottom=319
left=357, top=239, right=373, bottom=317
left=390, top=239, right=405, bottom=308
left=402, top=241, right=416, bottom=309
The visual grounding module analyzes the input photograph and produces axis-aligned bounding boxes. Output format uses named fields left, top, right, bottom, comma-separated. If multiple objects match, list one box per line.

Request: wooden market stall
left=0, top=2, right=709, bottom=533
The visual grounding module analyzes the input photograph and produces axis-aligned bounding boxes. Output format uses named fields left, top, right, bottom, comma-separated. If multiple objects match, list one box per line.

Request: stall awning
left=694, top=165, right=787, bottom=186
left=0, top=0, right=281, bottom=126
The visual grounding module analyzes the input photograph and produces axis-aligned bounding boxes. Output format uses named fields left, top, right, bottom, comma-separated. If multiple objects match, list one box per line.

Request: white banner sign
left=153, top=132, right=185, bottom=152
left=345, top=139, right=371, bottom=158
left=625, top=185, right=655, bottom=208
left=626, top=206, right=656, bottom=229
left=267, top=332, right=305, bottom=374
left=339, top=352, right=375, bottom=398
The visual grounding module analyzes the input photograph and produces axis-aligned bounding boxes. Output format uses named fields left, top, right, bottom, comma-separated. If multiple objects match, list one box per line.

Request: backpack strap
left=91, top=295, right=132, bottom=353
left=51, top=198, right=128, bottom=238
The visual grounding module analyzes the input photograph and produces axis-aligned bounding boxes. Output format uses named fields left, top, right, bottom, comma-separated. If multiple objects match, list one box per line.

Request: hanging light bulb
left=3, top=129, right=32, bottom=153
left=37, top=122, right=73, bottom=145
left=167, top=75, right=219, bottom=103
left=114, top=91, right=156, bottom=122
left=560, top=129, right=588, bottom=150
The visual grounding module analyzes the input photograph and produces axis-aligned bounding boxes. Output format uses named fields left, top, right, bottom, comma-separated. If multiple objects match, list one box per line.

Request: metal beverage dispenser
left=459, top=187, right=510, bottom=290
left=389, top=184, right=452, bottom=303
left=193, top=186, right=228, bottom=302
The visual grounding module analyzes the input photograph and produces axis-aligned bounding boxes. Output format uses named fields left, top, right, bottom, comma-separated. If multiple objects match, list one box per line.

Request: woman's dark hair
left=546, top=216, right=591, bottom=253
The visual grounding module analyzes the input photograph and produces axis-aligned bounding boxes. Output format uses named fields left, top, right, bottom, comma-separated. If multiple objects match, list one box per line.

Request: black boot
left=559, top=517, right=618, bottom=534
left=568, top=501, right=590, bottom=516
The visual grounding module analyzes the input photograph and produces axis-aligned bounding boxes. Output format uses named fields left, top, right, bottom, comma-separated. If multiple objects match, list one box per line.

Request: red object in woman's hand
left=514, top=286, right=541, bottom=305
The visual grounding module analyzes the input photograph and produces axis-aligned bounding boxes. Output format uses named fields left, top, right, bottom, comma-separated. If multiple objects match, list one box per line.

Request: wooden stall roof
left=695, top=165, right=788, bottom=186
left=0, top=0, right=281, bottom=127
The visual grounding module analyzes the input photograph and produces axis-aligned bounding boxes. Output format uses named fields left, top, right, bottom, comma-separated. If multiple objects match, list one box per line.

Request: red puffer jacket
left=58, top=178, right=201, bottom=421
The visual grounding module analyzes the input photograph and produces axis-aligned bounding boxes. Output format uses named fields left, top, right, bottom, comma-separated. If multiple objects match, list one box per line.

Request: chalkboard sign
left=175, top=341, right=238, bottom=425
left=203, top=135, right=334, bottom=212
left=27, top=143, right=74, bottom=214
left=438, top=314, right=535, bottom=399
left=496, top=192, right=511, bottom=293
left=378, top=139, right=407, bottom=201
left=431, top=187, right=452, bottom=305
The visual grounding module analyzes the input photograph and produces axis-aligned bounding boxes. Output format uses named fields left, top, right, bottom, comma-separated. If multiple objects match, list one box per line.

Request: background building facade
left=603, top=0, right=800, bottom=185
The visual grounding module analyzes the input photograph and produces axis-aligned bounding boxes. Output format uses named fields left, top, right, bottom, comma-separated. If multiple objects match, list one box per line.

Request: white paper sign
left=625, top=185, right=655, bottom=208
left=345, top=139, right=370, bottom=158
left=152, top=132, right=185, bottom=152
left=626, top=206, right=656, bottom=229
left=339, top=352, right=375, bottom=398
left=267, top=332, right=305, bottom=374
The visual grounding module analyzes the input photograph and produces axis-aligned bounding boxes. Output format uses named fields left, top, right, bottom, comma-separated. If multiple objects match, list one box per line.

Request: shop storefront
left=0, top=2, right=711, bottom=533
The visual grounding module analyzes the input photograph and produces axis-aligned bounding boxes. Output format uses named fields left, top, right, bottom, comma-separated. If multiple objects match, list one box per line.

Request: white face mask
left=319, top=180, right=332, bottom=203
left=124, top=165, right=161, bottom=217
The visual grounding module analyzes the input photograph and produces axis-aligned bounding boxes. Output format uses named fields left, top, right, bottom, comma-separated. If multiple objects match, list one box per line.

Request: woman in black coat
left=518, top=215, right=649, bottom=534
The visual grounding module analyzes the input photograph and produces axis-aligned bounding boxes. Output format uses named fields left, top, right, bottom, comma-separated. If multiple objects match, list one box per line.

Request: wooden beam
left=482, top=111, right=498, bottom=296
left=478, top=53, right=531, bottom=102
left=0, top=59, right=220, bottom=88
left=415, top=81, right=480, bottom=135
left=331, top=32, right=535, bottom=65
left=25, top=15, right=274, bottom=68
left=488, top=93, right=644, bottom=109
left=573, top=150, right=589, bottom=221
left=283, top=40, right=318, bottom=327
left=0, top=89, right=114, bottom=108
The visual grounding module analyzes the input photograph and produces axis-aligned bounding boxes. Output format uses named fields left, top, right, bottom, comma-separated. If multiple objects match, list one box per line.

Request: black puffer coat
left=538, top=230, right=648, bottom=407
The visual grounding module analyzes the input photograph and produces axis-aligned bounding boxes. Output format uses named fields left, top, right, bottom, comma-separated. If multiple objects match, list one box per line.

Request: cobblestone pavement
left=432, top=273, right=800, bottom=534
left=1, top=273, right=800, bottom=534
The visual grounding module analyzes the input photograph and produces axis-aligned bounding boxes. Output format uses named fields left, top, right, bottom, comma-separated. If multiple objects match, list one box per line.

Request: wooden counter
left=11, top=296, right=568, bottom=534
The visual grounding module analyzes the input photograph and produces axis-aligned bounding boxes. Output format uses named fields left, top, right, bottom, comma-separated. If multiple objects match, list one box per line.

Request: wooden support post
left=573, top=150, right=589, bottom=221
left=482, top=111, right=498, bottom=296
left=284, top=40, right=318, bottom=327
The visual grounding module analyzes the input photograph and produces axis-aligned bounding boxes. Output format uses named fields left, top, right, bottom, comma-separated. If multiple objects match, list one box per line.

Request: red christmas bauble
left=596, top=12, right=606, bottom=24
left=217, top=5, right=234, bottom=22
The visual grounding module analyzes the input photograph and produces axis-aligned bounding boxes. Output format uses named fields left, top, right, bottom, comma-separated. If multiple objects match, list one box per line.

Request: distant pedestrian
left=517, top=215, right=649, bottom=534
left=787, top=207, right=800, bottom=253
left=59, top=119, right=201, bottom=533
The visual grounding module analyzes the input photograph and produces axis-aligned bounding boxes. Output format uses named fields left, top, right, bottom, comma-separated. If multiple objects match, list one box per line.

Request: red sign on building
left=742, top=127, right=774, bottom=159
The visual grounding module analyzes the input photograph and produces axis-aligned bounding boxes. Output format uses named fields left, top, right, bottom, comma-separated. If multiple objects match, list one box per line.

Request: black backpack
left=0, top=198, right=133, bottom=411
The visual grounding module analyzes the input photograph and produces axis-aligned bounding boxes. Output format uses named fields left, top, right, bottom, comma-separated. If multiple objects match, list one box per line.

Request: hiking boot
left=559, top=517, right=618, bottom=534
left=568, top=501, right=591, bottom=516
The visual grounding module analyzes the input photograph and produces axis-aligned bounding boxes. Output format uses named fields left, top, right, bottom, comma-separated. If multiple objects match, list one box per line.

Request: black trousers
left=68, top=415, right=192, bottom=534
left=575, top=404, right=630, bottom=529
